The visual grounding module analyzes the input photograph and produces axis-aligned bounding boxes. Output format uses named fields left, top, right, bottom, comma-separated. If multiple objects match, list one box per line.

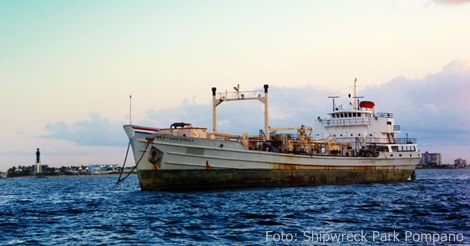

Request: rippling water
left=1, top=169, right=469, bottom=245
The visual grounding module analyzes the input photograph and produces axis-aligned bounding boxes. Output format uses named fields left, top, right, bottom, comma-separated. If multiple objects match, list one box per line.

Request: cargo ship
left=123, top=82, right=420, bottom=190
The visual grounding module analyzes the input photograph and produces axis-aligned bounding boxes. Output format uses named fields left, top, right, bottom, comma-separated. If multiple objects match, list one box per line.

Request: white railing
left=323, top=118, right=371, bottom=127
left=216, top=90, right=265, bottom=101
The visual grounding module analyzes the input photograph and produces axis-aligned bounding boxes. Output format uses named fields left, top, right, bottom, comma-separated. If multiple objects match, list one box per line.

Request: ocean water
left=0, top=169, right=469, bottom=245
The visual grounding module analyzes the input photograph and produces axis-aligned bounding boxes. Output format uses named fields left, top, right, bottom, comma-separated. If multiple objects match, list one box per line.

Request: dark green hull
left=138, top=168, right=415, bottom=191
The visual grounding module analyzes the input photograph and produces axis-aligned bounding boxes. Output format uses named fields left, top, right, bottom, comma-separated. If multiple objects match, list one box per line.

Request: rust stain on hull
left=138, top=168, right=414, bottom=191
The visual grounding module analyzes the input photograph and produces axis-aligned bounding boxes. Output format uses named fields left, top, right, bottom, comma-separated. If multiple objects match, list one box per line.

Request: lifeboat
left=359, top=101, right=375, bottom=109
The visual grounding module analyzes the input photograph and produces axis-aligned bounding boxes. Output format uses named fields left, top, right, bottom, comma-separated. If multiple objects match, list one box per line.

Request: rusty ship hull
left=125, top=125, right=419, bottom=191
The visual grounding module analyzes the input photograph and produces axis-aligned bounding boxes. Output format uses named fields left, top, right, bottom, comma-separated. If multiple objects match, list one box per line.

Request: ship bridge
left=321, top=110, right=398, bottom=129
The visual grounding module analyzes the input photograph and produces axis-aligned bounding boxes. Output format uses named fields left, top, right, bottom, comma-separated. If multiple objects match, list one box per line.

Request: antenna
left=354, top=78, right=357, bottom=99
left=328, top=96, right=339, bottom=111
left=354, top=96, right=364, bottom=110
left=129, top=95, right=132, bottom=125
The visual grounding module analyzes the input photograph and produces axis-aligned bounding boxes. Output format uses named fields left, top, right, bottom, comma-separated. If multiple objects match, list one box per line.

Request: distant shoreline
left=417, top=167, right=469, bottom=170
left=4, top=173, right=137, bottom=179
left=3, top=168, right=469, bottom=179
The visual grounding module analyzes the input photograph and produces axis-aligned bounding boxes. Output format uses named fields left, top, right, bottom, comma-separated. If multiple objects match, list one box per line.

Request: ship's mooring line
left=113, top=141, right=150, bottom=189
left=115, top=140, right=131, bottom=185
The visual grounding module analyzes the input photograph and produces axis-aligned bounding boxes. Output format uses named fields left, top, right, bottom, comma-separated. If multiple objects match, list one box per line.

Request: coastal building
left=421, top=151, right=442, bottom=167
left=454, top=158, right=467, bottom=167
left=87, top=164, right=119, bottom=174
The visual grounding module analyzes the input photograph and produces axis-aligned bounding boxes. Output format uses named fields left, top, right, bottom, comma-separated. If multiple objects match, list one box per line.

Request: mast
left=264, top=84, right=269, bottom=140
left=212, top=84, right=269, bottom=140
left=129, top=95, right=132, bottom=125
left=352, top=78, right=363, bottom=110
left=353, top=78, right=357, bottom=109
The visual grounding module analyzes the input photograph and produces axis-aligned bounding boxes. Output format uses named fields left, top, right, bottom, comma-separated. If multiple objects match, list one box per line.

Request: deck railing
left=323, top=118, right=371, bottom=127
left=330, top=137, right=417, bottom=144
left=216, top=90, right=265, bottom=101
left=377, top=112, right=393, bottom=118
left=322, top=112, right=395, bottom=127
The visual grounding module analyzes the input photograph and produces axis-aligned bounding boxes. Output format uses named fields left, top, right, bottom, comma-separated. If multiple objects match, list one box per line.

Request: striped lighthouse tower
left=35, top=148, right=42, bottom=175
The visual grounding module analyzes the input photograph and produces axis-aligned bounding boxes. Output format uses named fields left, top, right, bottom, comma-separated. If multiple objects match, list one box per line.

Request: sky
left=1, top=0, right=470, bottom=171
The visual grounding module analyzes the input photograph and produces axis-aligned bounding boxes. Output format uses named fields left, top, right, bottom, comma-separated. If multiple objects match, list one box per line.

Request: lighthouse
left=35, top=148, right=42, bottom=175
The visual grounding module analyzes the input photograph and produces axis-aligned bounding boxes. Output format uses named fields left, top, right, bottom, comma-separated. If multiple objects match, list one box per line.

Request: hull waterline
left=137, top=168, right=415, bottom=191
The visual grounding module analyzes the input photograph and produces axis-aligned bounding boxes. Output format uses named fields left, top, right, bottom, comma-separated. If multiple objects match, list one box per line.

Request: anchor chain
left=113, top=140, right=150, bottom=189
left=115, top=140, right=131, bottom=185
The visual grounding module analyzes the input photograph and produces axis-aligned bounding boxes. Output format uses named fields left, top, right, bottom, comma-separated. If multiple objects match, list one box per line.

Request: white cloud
left=38, top=60, right=470, bottom=163
left=40, top=112, right=127, bottom=146
left=432, top=0, right=470, bottom=5
left=361, top=60, right=470, bottom=151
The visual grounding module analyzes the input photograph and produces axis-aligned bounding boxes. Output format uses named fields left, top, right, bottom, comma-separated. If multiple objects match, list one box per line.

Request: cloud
left=141, top=96, right=212, bottom=130
left=139, top=59, right=470, bottom=147
left=138, top=59, right=470, bottom=162
left=361, top=59, right=470, bottom=147
left=40, top=112, right=127, bottom=146
left=140, top=85, right=337, bottom=135
left=433, top=0, right=470, bottom=4
left=39, top=60, right=470, bottom=162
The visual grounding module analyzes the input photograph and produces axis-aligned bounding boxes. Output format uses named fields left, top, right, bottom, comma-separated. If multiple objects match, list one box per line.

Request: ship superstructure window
left=396, top=145, right=417, bottom=152
left=387, top=121, right=392, bottom=125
